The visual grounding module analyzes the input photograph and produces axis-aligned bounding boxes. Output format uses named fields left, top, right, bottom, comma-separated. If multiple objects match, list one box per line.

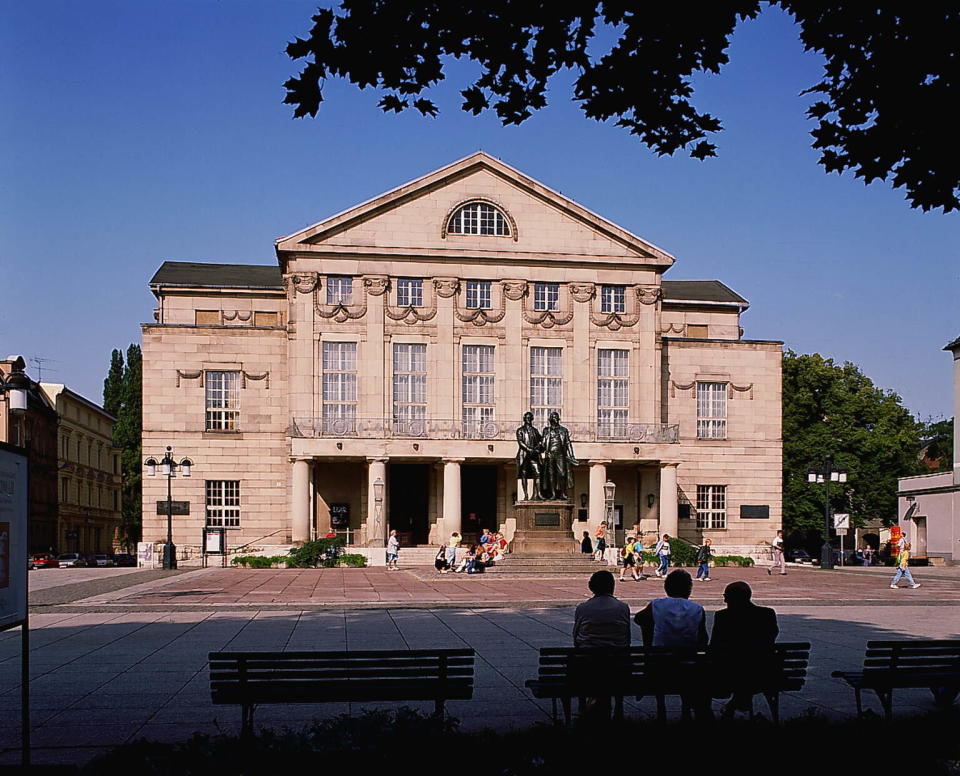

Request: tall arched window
left=447, top=201, right=511, bottom=237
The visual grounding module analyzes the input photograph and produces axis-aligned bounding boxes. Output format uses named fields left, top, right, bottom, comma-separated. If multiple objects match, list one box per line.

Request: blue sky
left=1, top=2, right=957, bottom=419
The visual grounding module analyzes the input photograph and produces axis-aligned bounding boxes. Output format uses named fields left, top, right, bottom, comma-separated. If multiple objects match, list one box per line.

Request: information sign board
left=0, top=445, right=28, bottom=630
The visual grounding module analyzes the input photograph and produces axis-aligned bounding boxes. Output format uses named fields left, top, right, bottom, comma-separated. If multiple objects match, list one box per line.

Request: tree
left=782, top=351, right=922, bottom=540
left=919, top=417, right=954, bottom=473
left=285, top=3, right=960, bottom=211
left=103, top=344, right=142, bottom=550
left=102, top=349, right=125, bottom=417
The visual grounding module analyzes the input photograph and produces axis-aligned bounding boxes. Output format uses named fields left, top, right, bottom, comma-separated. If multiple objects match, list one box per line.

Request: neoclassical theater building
left=142, top=153, right=782, bottom=558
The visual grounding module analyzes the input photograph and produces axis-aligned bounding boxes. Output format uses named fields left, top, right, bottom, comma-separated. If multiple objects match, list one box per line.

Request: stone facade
left=40, top=385, right=122, bottom=554
left=141, top=153, right=783, bottom=559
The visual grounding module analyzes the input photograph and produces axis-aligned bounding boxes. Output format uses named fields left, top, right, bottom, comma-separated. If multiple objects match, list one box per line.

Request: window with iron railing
left=530, top=346, right=562, bottom=427
left=462, top=345, right=495, bottom=436
left=393, top=343, right=427, bottom=434
left=322, top=342, right=357, bottom=432
left=696, top=382, right=727, bottom=439
left=205, top=371, right=240, bottom=431
left=597, top=348, right=629, bottom=437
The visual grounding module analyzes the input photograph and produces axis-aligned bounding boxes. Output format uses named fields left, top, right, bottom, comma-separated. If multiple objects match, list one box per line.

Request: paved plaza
left=2, top=564, right=959, bottom=766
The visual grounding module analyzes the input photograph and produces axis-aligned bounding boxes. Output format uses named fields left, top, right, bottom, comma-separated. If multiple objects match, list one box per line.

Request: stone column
left=659, top=462, right=679, bottom=538
left=291, top=458, right=312, bottom=543
left=588, top=460, right=610, bottom=533
left=366, top=457, right=388, bottom=547
left=442, top=458, right=463, bottom=537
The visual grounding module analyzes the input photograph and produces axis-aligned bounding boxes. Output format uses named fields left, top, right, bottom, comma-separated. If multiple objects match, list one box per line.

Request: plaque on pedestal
left=510, top=499, right=576, bottom=554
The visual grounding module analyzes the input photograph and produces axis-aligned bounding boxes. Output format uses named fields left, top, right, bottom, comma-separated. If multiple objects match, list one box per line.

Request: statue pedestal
left=510, top=500, right=576, bottom=554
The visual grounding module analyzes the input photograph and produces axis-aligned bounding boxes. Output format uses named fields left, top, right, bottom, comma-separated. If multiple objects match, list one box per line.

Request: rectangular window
left=206, top=480, right=241, bottom=528
left=195, top=310, right=220, bottom=325
left=396, top=278, right=423, bottom=307
left=462, top=345, right=495, bottom=437
left=393, top=343, right=427, bottom=435
left=533, top=283, right=560, bottom=312
left=697, top=382, right=727, bottom=439
left=697, top=485, right=727, bottom=529
left=205, top=371, right=240, bottom=431
left=254, top=311, right=279, bottom=326
left=597, top=349, right=629, bottom=438
left=62, top=478, right=69, bottom=503
left=601, top=285, right=626, bottom=314
left=326, top=277, right=353, bottom=305
left=465, top=280, right=492, bottom=309
left=322, top=342, right=358, bottom=432
left=530, top=346, right=562, bottom=427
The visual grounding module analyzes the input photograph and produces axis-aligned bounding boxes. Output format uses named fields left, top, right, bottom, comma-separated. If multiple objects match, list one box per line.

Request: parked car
left=93, top=553, right=115, bottom=567
left=57, top=553, right=87, bottom=568
left=30, top=553, right=60, bottom=569
left=111, top=553, right=136, bottom=567
left=787, top=549, right=814, bottom=564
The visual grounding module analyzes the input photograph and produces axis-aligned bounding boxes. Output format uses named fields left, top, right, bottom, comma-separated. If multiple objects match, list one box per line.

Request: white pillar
left=292, top=458, right=311, bottom=543
left=588, top=460, right=609, bottom=533
left=659, top=462, right=679, bottom=539
left=366, top=457, right=388, bottom=547
left=442, top=458, right=463, bottom=537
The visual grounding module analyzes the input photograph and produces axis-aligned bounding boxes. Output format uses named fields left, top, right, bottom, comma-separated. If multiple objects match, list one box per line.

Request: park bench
left=526, top=642, right=810, bottom=724
left=209, top=648, right=475, bottom=734
left=831, top=640, right=960, bottom=719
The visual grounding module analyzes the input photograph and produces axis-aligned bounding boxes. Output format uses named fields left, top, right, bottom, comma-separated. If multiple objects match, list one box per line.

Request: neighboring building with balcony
left=141, top=152, right=782, bottom=557
left=40, top=384, right=122, bottom=554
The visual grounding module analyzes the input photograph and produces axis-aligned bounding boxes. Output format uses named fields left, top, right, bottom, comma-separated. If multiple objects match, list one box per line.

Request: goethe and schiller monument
left=141, top=152, right=783, bottom=560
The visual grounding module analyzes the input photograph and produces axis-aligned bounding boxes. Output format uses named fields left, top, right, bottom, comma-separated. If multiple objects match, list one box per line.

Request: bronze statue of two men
left=515, top=411, right=579, bottom=501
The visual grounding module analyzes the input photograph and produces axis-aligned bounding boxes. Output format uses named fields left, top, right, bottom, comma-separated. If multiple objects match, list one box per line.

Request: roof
left=150, top=262, right=283, bottom=290
left=148, top=263, right=747, bottom=307
left=945, top=335, right=960, bottom=352
left=40, top=384, right=115, bottom=421
left=661, top=280, right=748, bottom=306
left=274, top=151, right=675, bottom=265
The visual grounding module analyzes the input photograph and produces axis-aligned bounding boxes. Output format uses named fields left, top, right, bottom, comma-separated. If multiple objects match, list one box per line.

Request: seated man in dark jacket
left=710, top=581, right=779, bottom=716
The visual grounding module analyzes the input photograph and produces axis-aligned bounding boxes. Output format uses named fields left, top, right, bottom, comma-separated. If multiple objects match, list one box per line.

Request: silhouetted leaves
left=283, top=2, right=960, bottom=211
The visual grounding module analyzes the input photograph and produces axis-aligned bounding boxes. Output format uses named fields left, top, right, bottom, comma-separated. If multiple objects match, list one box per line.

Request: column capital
left=366, top=456, right=389, bottom=464
left=442, top=457, right=465, bottom=464
left=289, top=456, right=313, bottom=464
left=660, top=461, right=681, bottom=469
left=589, top=459, right=612, bottom=466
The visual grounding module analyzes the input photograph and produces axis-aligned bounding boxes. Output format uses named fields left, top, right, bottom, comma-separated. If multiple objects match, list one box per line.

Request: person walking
left=695, top=538, right=713, bottom=581
left=386, top=529, right=400, bottom=570
left=619, top=536, right=641, bottom=582
left=655, top=534, right=671, bottom=577
left=890, top=541, right=921, bottom=589
left=767, top=529, right=786, bottom=575
left=443, top=531, right=461, bottom=573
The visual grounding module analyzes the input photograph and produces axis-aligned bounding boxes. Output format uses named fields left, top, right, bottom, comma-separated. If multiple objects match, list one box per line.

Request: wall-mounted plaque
left=535, top=512, right=561, bottom=527
left=740, top=505, right=770, bottom=519
left=330, top=503, right=350, bottom=527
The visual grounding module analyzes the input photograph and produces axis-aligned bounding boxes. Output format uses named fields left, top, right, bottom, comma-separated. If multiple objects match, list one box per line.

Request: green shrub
left=712, top=555, right=755, bottom=568
left=231, top=555, right=290, bottom=569
left=337, top=553, right=367, bottom=568
left=665, top=537, right=698, bottom=567
left=288, top=537, right=342, bottom=568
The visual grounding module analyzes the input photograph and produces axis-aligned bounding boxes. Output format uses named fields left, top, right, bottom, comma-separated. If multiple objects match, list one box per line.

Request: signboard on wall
left=137, top=542, right=154, bottom=568
left=203, top=528, right=225, bottom=554
left=330, top=503, right=350, bottom=528
left=156, top=501, right=190, bottom=515
left=0, top=445, right=28, bottom=630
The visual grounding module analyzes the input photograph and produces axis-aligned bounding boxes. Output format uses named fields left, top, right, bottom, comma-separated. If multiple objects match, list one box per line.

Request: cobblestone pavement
left=3, top=565, right=958, bottom=766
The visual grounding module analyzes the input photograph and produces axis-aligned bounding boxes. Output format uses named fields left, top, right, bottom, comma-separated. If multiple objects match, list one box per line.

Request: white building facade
left=142, top=153, right=782, bottom=558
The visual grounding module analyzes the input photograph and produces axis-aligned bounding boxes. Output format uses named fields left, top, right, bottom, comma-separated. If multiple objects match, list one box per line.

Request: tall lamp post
left=807, top=456, right=847, bottom=570
left=603, top=480, right=616, bottom=562
left=145, top=446, right=193, bottom=570
left=373, top=476, right=385, bottom=547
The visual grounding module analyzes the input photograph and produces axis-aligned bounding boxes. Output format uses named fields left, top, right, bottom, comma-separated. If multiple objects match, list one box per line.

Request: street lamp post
left=807, top=456, right=847, bottom=570
left=603, top=480, right=616, bottom=563
left=145, top=446, right=193, bottom=570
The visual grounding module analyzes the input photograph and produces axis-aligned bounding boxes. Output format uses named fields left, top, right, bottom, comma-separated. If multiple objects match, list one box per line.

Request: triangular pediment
left=275, top=152, right=673, bottom=269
